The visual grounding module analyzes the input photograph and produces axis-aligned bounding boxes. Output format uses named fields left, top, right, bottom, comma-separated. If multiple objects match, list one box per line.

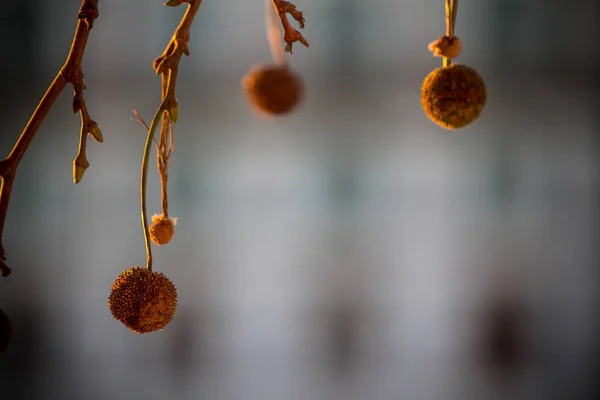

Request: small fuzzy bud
left=149, top=214, right=177, bottom=246
left=428, top=35, right=463, bottom=59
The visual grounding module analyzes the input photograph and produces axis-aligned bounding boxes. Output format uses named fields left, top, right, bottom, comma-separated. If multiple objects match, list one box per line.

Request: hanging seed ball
left=149, top=214, right=176, bottom=246
left=421, top=64, right=487, bottom=130
left=108, top=266, right=178, bottom=334
left=0, top=309, right=13, bottom=353
left=242, top=65, right=303, bottom=116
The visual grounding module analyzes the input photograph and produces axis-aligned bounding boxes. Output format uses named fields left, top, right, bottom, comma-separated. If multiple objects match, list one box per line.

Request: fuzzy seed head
left=428, top=35, right=463, bottom=59
left=108, top=267, right=178, bottom=334
left=150, top=214, right=176, bottom=246
left=421, top=64, right=487, bottom=130
left=0, top=309, right=13, bottom=353
left=242, top=65, right=303, bottom=116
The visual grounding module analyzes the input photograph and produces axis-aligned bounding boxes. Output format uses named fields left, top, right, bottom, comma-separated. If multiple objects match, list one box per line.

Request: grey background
left=1, top=1, right=599, bottom=399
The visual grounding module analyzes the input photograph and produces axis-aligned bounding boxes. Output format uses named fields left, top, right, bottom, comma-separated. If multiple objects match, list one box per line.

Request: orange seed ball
left=149, top=214, right=176, bottom=246
left=421, top=64, right=487, bottom=130
left=108, top=266, right=178, bottom=334
left=0, top=309, right=12, bottom=353
left=242, top=65, right=303, bottom=116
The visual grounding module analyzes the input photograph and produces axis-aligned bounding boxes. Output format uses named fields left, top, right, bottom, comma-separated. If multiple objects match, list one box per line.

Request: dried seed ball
left=0, top=309, right=12, bottom=353
left=242, top=65, right=303, bottom=116
left=149, top=214, right=176, bottom=246
left=108, top=266, right=177, bottom=334
left=421, top=64, right=487, bottom=130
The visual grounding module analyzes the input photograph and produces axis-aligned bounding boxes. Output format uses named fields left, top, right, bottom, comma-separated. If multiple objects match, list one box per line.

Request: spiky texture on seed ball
left=242, top=65, right=303, bottom=116
left=108, top=266, right=177, bottom=334
left=149, top=214, right=176, bottom=246
left=421, top=64, right=487, bottom=130
left=0, top=309, right=12, bottom=353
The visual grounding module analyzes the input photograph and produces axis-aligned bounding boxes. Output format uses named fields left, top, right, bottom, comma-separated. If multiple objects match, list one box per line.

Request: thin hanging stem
left=443, top=0, right=458, bottom=67
left=140, top=95, right=168, bottom=272
left=266, top=0, right=287, bottom=66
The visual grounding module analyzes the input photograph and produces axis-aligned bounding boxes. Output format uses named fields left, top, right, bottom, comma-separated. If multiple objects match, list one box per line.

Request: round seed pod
left=108, top=266, right=178, bottom=334
left=242, top=65, right=303, bottom=116
left=0, top=309, right=12, bottom=353
left=421, top=64, right=487, bottom=130
left=149, top=214, right=176, bottom=246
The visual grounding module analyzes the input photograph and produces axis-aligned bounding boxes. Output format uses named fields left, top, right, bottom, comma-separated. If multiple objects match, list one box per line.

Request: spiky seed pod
left=242, top=65, right=303, bottom=116
left=0, top=309, right=13, bottom=353
left=149, top=214, right=176, bottom=246
left=421, top=64, right=487, bottom=130
left=108, top=267, right=178, bottom=334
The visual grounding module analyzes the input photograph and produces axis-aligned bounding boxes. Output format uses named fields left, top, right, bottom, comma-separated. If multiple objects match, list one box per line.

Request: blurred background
left=1, top=0, right=599, bottom=399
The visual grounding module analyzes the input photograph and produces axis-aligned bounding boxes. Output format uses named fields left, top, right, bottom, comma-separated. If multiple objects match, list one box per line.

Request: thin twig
left=270, top=0, right=309, bottom=54
left=0, top=0, right=100, bottom=278
left=132, top=110, right=150, bottom=131
left=131, top=110, right=160, bottom=152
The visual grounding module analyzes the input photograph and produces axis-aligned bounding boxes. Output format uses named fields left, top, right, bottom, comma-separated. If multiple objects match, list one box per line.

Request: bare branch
left=271, top=0, right=309, bottom=54
left=0, top=0, right=101, bottom=277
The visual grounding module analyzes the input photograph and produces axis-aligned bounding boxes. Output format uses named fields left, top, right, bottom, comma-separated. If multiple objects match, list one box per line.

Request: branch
left=0, top=0, right=101, bottom=278
left=154, top=0, right=203, bottom=120
left=271, top=0, right=309, bottom=54
left=140, top=0, right=201, bottom=271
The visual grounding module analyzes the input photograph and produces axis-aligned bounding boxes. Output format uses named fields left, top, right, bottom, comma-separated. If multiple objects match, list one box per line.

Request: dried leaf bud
left=88, top=120, right=104, bottom=143
left=421, top=64, right=487, bottom=130
left=0, top=309, right=13, bottom=353
left=73, top=153, right=90, bottom=184
left=108, top=267, right=178, bottom=334
left=149, top=214, right=176, bottom=246
left=242, top=65, right=303, bottom=116
left=428, top=35, right=463, bottom=59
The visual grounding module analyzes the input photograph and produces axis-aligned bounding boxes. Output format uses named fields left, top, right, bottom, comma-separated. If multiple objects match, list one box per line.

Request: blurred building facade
left=1, top=1, right=599, bottom=399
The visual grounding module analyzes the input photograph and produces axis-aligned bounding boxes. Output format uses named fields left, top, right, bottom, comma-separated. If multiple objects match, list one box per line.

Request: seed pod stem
left=140, top=104, right=165, bottom=272
left=444, top=0, right=459, bottom=67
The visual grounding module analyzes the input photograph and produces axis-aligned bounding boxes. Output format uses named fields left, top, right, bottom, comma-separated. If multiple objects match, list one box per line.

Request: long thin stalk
left=140, top=100, right=167, bottom=272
